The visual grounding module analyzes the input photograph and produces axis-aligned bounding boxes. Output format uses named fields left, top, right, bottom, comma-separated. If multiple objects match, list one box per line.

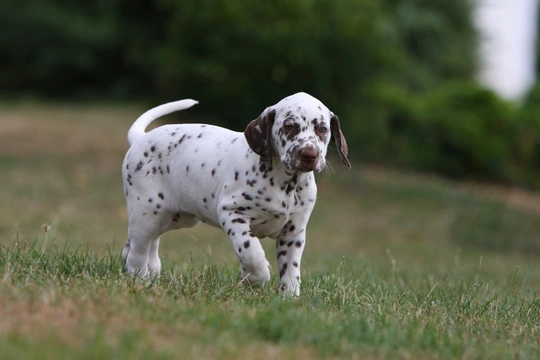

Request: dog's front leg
left=275, top=220, right=308, bottom=296
left=219, top=214, right=270, bottom=287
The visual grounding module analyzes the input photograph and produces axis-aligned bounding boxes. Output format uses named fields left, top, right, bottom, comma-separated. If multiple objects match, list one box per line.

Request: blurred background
left=2, top=0, right=540, bottom=187
left=1, top=0, right=539, bottom=262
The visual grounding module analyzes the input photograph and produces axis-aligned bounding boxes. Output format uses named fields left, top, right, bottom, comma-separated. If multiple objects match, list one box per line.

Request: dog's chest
left=222, top=175, right=317, bottom=238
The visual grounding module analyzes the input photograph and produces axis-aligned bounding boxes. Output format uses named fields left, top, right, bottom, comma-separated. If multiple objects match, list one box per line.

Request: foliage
left=2, top=0, right=540, bottom=187
left=510, top=83, right=540, bottom=187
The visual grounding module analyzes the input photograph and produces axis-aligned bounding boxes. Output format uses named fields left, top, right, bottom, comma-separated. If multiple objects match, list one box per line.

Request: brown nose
left=299, top=147, right=319, bottom=162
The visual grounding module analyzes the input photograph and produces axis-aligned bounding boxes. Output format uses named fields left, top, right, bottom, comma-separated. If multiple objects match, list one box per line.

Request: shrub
left=415, top=82, right=515, bottom=180
left=509, top=83, right=540, bottom=188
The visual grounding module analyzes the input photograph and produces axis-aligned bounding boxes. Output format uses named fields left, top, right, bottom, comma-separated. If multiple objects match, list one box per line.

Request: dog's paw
left=241, top=260, right=271, bottom=287
left=278, top=280, right=301, bottom=296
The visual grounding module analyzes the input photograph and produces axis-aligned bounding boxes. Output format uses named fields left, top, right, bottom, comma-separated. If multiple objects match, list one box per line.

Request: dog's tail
left=127, top=99, right=198, bottom=145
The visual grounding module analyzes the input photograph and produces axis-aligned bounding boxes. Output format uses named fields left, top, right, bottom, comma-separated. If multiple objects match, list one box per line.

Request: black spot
left=279, top=240, right=286, bottom=246
left=289, top=225, right=296, bottom=232
left=135, top=161, right=144, bottom=172
left=211, top=168, right=216, bottom=176
left=144, top=151, right=149, bottom=157
left=197, top=133, right=203, bottom=138
left=232, top=218, right=246, bottom=224
left=201, top=162, right=205, bottom=168
left=166, top=165, right=170, bottom=174
left=158, top=192, right=164, bottom=200
left=293, top=261, right=299, bottom=267
left=148, top=198, right=153, bottom=203
left=237, top=207, right=247, bottom=211
left=150, top=145, right=156, bottom=152
left=186, top=166, right=190, bottom=173
left=203, top=198, right=207, bottom=203
left=287, top=241, right=293, bottom=247
left=265, top=197, right=272, bottom=202
left=295, top=241, right=302, bottom=248
left=235, top=171, right=239, bottom=181
left=178, top=134, right=186, bottom=144
left=238, top=247, right=242, bottom=253
left=242, top=193, right=253, bottom=201
left=243, top=240, right=250, bottom=249
left=279, top=263, right=288, bottom=277
left=278, top=250, right=287, bottom=258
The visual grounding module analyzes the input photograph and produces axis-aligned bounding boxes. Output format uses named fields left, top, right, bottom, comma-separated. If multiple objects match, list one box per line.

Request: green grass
left=0, top=103, right=539, bottom=359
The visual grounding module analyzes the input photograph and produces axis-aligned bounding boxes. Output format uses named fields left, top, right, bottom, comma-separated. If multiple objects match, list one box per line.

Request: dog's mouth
left=289, top=157, right=325, bottom=173
left=281, top=146, right=325, bottom=173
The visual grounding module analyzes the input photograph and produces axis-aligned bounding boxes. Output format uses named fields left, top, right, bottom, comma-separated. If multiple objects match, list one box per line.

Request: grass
left=0, top=102, right=539, bottom=359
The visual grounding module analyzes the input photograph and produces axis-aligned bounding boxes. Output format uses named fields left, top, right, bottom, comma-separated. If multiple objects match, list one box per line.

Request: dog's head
left=245, top=92, right=351, bottom=172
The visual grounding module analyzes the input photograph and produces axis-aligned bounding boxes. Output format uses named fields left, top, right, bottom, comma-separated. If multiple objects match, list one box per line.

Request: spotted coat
left=121, top=92, right=350, bottom=295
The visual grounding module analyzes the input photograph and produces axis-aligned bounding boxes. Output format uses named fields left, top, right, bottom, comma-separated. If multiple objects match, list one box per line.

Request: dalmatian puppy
left=121, top=92, right=350, bottom=295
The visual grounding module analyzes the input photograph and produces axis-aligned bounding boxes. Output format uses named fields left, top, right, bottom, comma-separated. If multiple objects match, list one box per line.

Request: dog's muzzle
left=292, top=146, right=323, bottom=172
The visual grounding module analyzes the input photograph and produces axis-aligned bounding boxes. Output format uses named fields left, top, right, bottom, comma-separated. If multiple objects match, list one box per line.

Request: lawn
left=0, top=103, right=539, bottom=359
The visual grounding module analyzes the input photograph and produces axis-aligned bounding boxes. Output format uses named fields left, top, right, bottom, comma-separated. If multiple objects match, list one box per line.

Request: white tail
left=127, top=99, right=198, bottom=145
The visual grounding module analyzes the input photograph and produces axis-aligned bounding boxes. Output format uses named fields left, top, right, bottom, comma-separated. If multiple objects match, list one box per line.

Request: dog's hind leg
left=122, top=210, right=165, bottom=277
left=147, top=237, right=161, bottom=273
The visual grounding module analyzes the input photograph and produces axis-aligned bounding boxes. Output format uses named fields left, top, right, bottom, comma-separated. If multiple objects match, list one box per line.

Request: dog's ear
left=244, top=108, right=276, bottom=166
left=330, top=114, right=351, bottom=169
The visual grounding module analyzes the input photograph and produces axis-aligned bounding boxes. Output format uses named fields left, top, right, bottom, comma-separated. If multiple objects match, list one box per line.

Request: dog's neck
left=264, top=158, right=313, bottom=194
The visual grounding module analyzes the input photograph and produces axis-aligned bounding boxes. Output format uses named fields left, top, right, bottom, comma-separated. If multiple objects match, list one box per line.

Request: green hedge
left=2, top=0, right=540, bottom=188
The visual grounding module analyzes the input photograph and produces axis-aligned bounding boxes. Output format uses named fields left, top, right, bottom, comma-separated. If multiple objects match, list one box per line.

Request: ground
left=0, top=103, right=538, bottom=359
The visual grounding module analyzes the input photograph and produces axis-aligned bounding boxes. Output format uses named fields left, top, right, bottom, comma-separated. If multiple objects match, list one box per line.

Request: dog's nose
left=299, top=147, right=319, bottom=162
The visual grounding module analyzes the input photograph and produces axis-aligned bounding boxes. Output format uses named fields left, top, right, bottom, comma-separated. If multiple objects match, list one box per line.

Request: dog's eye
left=317, top=125, right=328, bottom=134
left=283, top=123, right=294, bottom=131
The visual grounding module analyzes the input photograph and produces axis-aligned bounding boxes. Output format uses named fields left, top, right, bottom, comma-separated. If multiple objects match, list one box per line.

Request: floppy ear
left=244, top=108, right=276, bottom=166
left=330, top=115, right=351, bottom=169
